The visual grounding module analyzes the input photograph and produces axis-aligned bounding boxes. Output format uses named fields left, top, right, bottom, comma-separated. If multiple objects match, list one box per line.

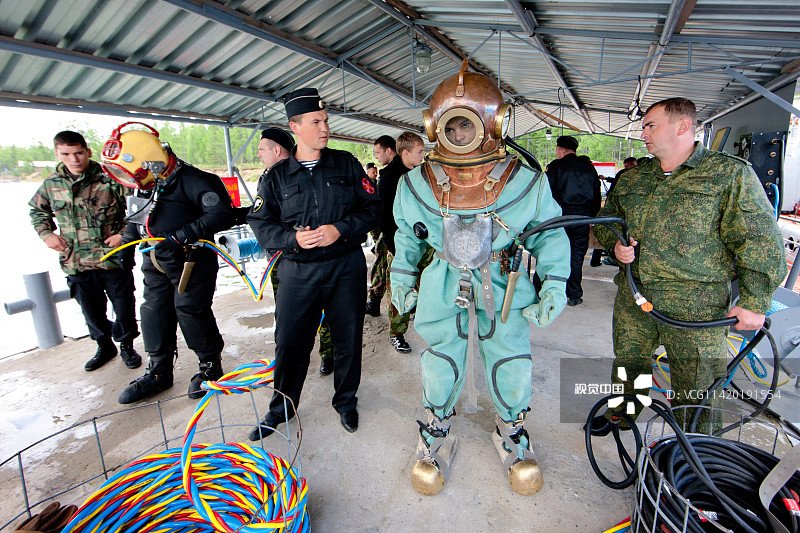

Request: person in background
left=29, top=130, right=141, bottom=372
left=372, top=131, right=432, bottom=353
left=542, top=135, right=600, bottom=306
left=365, top=162, right=378, bottom=181
left=365, top=136, right=399, bottom=317
left=247, top=88, right=381, bottom=438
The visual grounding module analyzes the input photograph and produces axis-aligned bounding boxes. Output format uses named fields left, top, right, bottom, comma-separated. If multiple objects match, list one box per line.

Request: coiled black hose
left=638, top=401, right=800, bottom=533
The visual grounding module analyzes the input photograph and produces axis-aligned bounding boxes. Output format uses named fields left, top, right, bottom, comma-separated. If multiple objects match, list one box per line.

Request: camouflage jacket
left=595, top=142, right=786, bottom=314
left=29, top=161, right=129, bottom=274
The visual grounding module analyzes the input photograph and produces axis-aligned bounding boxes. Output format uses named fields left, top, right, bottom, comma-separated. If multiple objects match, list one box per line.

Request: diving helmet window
left=437, top=108, right=484, bottom=154
left=496, top=104, right=513, bottom=139
left=101, top=163, right=138, bottom=188
left=445, top=116, right=475, bottom=146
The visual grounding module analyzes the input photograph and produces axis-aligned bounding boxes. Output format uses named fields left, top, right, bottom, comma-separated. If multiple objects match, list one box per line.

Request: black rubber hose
left=688, top=318, right=778, bottom=434
left=584, top=394, right=643, bottom=490
left=519, top=215, right=741, bottom=329
left=642, top=431, right=800, bottom=532
left=504, top=136, right=542, bottom=171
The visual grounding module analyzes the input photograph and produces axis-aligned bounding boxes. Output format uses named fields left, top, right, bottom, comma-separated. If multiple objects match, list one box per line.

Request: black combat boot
left=364, top=298, right=381, bottom=317
left=85, top=339, right=117, bottom=371
left=118, top=364, right=173, bottom=404
left=188, top=359, right=224, bottom=399
left=119, top=341, right=142, bottom=369
left=319, top=355, right=334, bottom=375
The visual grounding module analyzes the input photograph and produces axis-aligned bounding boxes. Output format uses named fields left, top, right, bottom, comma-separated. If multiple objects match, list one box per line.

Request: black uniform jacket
left=546, top=153, right=601, bottom=216
left=247, top=147, right=382, bottom=263
left=127, top=162, right=236, bottom=241
left=376, top=155, right=411, bottom=255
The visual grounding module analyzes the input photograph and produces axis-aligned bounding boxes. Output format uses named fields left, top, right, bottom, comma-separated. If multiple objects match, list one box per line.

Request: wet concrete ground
left=0, top=257, right=702, bottom=531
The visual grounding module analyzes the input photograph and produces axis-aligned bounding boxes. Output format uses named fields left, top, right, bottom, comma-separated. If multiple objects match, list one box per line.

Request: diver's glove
left=156, top=225, right=197, bottom=253
left=391, top=285, right=418, bottom=315
left=522, top=282, right=567, bottom=327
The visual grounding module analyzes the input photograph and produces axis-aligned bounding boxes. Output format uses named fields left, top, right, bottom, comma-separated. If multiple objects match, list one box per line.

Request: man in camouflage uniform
left=29, top=130, right=141, bottom=371
left=256, top=127, right=335, bottom=375
left=594, top=98, right=786, bottom=431
left=368, top=132, right=433, bottom=352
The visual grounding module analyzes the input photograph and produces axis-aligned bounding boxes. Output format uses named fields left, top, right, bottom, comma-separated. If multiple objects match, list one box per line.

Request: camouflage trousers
left=386, top=246, right=435, bottom=335
left=367, top=236, right=389, bottom=304
left=609, top=279, right=729, bottom=432
left=369, top=239, right=434, bottom=336
left=271, top=264, right=333, bottom=359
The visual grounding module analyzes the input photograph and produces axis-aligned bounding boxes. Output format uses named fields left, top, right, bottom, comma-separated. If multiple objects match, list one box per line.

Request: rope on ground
left=62, top=359, right=309, bottom=533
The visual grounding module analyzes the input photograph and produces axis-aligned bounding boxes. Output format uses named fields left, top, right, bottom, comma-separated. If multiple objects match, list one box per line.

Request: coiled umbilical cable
left=61, top=360, right=309, bottom=533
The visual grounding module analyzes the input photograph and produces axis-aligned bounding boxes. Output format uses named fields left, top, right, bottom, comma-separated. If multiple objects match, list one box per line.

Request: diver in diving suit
left=390, top=61, right=571, bottom=495
left=100, top=122, right=235, bottom=404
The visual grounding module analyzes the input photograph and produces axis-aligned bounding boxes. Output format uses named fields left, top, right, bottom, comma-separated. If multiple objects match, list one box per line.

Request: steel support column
left=223, top=126, right=234, bottom=177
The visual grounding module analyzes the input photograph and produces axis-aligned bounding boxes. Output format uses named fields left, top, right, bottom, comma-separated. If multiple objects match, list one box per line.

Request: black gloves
left=156, top=225, right=197, bottom=252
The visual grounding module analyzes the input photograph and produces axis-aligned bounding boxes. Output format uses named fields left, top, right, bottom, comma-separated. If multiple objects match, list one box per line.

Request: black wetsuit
left=127, top=162, right=235, bottom=371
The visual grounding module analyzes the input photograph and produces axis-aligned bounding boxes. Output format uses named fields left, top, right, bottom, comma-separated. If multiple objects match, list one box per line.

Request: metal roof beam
left=628, top=0, right=692, bottom=117
left=228, top=23, right=406, bottom=123
left=0, top=91, right=232, bottom=126
left=411, top=19, right=800, bottom=50
left=0, top=35, right=277, bottom=101
left=0, top=36, right=418, bottom=134
left=365, top=0, right=463, bottom=64
left=702, top=69, right=800, bottom=124
left=722, top=67, right=800, bottom=118
left=160, top=0, right=411, bottom=103
left=505, top=1, right=594, bottom=132
left=0, top=94, right=383, bottom=144
left=367, top=0, right=564, bottom=130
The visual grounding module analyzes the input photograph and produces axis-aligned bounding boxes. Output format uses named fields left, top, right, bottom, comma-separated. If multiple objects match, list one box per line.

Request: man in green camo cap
left=593, top=97, right=786, bottom=432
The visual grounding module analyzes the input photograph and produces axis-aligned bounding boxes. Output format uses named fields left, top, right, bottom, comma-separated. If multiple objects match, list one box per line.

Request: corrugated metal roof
left=1, top=0, right=799, bottom=144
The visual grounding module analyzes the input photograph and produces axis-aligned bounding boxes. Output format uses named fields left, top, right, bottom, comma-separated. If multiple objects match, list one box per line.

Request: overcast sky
left=0, top=107, right=156, bottom=148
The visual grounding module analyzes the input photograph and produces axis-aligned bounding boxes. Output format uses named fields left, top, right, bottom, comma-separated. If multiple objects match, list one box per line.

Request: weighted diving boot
left=118, top=363, right=173, bottom=404
left=492, top=409, right=543, bottom=495
left=119, top=341, right=142, bottom=369
left=188, top=358, right=224, bottom=399
left=411, top=410, right=457, bottom=496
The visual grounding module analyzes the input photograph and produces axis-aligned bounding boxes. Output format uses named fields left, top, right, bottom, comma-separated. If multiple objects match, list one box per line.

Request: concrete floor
left=0, top=257, right=639, bottom=532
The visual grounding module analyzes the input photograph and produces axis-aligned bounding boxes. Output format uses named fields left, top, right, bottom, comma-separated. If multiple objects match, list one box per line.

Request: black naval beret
left=556, top=135, right=579, bottom=151
left=284, top=88, right=325, bottom=119
left=365, top=162, right=376, bottom=169
left=260, top=127, right=295, bottom=153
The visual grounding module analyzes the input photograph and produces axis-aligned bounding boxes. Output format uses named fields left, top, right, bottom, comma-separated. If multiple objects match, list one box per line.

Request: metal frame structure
left=1, top=0, right=799, bottom=168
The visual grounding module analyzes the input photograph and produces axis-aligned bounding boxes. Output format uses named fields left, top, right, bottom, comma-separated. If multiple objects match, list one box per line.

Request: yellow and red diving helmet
left=101, top=122, right=177, bottom=190
left=423, top=60, right=513, bottom=168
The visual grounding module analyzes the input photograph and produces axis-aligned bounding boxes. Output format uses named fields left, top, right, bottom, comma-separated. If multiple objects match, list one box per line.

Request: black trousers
left=140, top=247, right=223, bottom=370
left=565, top=224, right=590, bottom=299
left=67, top=268, right=138, bottom=344
left=269, top=249, right=366, bottom=419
